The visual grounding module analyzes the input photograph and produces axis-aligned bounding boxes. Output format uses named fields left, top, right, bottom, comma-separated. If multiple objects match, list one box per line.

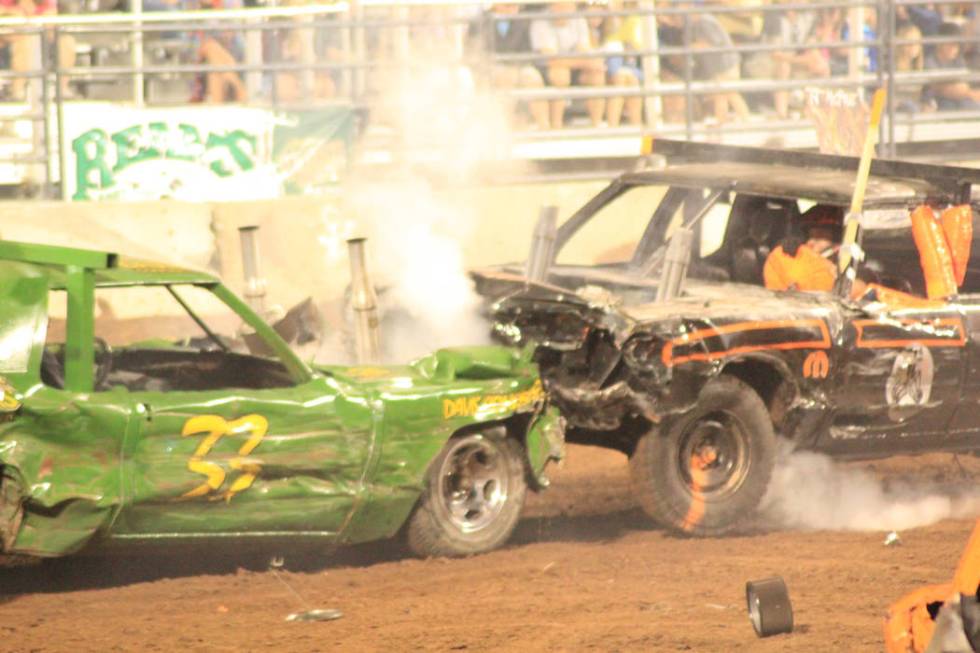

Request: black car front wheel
left=407, top=429, right=527, bottom=557
left=630, top=375, right=776, bottom=536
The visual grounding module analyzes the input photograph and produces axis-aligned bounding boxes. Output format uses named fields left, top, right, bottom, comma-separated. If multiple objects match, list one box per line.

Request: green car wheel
left=407, top=430, right=527, bottom=557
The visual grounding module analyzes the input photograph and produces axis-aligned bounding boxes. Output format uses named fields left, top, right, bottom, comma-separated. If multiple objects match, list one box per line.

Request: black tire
left=407, top=429, right=527, bottom=557
left=629, top=374, right=776, bottom=536
left=746, top=576, right=794, bottom=637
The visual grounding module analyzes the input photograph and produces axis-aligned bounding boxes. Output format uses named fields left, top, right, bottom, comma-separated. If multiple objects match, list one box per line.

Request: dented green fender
left=334, top=346, right=565, bottom=545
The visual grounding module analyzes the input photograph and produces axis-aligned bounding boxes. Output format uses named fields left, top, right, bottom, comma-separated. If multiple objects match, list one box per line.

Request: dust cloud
left=317, top=26, right=527, bottom=363
left=761, top=439, right=980, bottom=532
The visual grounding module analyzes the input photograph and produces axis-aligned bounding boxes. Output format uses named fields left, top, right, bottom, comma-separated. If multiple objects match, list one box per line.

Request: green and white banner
left=64, top=104, right=353, bottom=201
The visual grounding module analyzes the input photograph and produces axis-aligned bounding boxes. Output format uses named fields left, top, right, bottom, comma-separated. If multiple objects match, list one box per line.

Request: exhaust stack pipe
left=526, top=205, right=558, bottom=284
left=239, top=225, right=267, bottom=314
left=346, top=237, right=381, bottom=364
left=656, top=228, right=693, bottom=303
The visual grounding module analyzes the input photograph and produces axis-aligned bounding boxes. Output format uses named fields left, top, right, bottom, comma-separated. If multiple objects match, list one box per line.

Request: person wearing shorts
left=530, top=2, right=606, bottom=128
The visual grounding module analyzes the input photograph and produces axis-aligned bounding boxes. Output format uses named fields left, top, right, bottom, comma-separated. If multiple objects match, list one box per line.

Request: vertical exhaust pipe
left=656, top=228, right=693, bottom=303
left=346, top=237, right=381, bottom=364
left=526, top=205, right=558, bottom=283
left=238, top=225, right=267, bottom=314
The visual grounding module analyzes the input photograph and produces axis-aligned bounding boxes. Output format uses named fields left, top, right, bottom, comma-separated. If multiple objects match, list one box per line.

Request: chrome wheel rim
left=435, top=435, right=510, bottom=534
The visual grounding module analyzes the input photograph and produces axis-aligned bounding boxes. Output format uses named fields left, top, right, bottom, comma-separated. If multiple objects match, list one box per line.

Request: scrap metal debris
left=884, top=531, right=902, bottom=547
left=269, top=556, right=344, bottom=623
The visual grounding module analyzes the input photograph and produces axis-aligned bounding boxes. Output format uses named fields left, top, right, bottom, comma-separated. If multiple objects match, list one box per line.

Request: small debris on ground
left=884, top=531, right=902, bottom=546
left=286, top=609, right=344, bottom=623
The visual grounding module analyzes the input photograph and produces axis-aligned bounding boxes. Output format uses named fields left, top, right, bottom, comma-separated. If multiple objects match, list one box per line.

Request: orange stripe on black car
left=852, top=317, right=966, bottom=349
left=662, top=319, right=831, bottom=367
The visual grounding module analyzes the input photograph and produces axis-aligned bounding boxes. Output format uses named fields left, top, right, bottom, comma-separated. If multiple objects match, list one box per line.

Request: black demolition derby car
left=473, top=139, right=980, bottom=536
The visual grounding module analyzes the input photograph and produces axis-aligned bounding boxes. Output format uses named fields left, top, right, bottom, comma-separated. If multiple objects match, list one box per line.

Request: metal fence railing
left=0, top=0, right=977, bottom=195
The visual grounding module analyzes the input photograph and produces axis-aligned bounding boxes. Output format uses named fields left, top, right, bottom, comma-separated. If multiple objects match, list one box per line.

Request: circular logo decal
left=886, top=344, right=934, bottom=420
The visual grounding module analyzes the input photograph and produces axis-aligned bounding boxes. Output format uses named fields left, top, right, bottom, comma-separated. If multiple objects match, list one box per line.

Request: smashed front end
left=476, top=275, right=688, bottom=454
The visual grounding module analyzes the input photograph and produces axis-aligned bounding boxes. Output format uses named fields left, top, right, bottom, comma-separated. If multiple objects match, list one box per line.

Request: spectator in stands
left=275, top=27, right=330, bottom=102
left=193, top=0, right=247, bottom=103
left=0, top=0, right=76, bottom=100
left=530, top=1, right=606, bottom=128
left=923, top=22, right=980, bottom=111
left=894, top=22, right=925, bottom=112
left=589, top=0, right=643, bottom=127
left=471, top=3, right=550, bottom=129
left=687, top=3, right=749, bottom=123
left=655, top=7, right=686, bottom=122
left=813, top=8, right=848, bottom=76
left=274, top=9, right=343, bottom=103
left=713, top=0, right=763, bottom=45
left=655, top=4, right=748, bottom=123
left=959, top=6, right=980, bottom=70
left=745, top=8, right=828, bottom=118
left=896, top=2, right=942, bottom=37
left=841, top=6, right=878, bottom=74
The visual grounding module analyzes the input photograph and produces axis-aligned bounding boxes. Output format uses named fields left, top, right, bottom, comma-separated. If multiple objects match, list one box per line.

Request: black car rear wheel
left=630, top=375, right=776, bottom=536
left=407, top=429, right=527, bottom=557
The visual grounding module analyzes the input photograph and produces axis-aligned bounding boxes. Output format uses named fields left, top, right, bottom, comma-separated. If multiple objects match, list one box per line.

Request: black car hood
left=471, top=263, right=845, bottom=334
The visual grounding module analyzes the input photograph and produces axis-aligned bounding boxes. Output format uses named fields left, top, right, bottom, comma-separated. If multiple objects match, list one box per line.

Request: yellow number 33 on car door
left=179, top=414, right=269, bottom=502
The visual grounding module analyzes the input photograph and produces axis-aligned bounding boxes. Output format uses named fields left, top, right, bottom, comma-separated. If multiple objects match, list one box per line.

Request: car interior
left=40, top=286, right=297, bottom=393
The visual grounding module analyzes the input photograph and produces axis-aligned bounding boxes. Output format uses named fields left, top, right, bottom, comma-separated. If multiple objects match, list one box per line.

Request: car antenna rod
left=166, top=285, right=229, bottom=352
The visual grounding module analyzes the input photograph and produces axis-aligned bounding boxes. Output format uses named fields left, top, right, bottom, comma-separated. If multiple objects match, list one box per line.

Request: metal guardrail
left=0, top=0, right=977, bottom=195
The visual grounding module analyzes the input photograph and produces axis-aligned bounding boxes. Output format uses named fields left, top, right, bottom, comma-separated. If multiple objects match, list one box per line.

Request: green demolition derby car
left=0, top=241, right=563, bottom=562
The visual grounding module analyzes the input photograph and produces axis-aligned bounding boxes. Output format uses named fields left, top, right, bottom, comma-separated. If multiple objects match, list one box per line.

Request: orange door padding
left=940, top=205, right=973, bottom=286
left=863, top=283, right=945, bottom=308
left=763, top=245, right=837, bottom=292
left=911, top=205, right=958, bottom=300
left=883, top=582, right=950, bottom=653
left=883, top=520, right=980, bottom=653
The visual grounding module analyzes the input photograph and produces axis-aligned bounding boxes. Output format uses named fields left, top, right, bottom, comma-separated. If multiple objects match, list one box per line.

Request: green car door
left=115, top=372, right=375, bottom=538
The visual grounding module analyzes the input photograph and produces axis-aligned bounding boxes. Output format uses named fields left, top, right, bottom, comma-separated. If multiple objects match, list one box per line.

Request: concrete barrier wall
left=0, top=200, right=215, bottom=273
left=0, top=182, right=617, bottom=319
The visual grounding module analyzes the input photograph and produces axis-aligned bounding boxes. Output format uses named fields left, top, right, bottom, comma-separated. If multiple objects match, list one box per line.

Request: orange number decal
left=803, top=351, right=830, bottom=379
left=180, top=414, right=269, bottom=502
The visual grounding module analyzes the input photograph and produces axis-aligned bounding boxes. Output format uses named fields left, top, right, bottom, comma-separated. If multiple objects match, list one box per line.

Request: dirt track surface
left=2, top=445, right=977, bottom=652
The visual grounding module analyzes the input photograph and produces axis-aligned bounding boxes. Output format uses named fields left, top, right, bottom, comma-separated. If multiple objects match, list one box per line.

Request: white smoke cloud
left=761, top=439, right=980, bottom=532
left=344, top=177, right=491, bottom=362
left=314, top=27, right=523, bottom=363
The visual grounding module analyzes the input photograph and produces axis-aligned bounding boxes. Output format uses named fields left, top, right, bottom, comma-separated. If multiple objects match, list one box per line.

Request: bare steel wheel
left=407, top=430, right=527, bottom=557
left=677, top=414, right=750, bottom=501
left=630, top=375, right=776, bottom=536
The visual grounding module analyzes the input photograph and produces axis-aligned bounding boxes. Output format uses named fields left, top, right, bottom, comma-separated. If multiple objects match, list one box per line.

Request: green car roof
left=0, top=240, right=217, bottom=287
left=0, top=239, right=304, bottom=393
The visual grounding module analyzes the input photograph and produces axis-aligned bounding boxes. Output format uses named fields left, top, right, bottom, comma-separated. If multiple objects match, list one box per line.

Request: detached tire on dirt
left=407, top=430, right=527, bottom=557
left=629, top=375, right=776, bottom=536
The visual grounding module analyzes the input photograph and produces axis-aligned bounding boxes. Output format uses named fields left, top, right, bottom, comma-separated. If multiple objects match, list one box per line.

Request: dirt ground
left=2, top=445, right=978, bottom=653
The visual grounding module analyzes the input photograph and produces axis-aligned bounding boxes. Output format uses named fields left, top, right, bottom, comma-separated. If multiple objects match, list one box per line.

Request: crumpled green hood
left=318, top=345, right=538, bottom=390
